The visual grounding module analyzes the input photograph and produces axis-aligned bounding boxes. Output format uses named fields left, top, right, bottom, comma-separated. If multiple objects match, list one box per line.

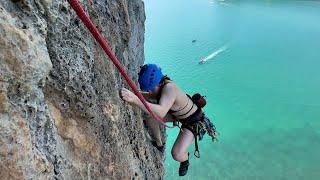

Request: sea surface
left=143, top=0, right=320, bottom=179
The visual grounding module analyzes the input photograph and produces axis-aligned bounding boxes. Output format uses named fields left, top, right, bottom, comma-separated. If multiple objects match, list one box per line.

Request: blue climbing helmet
left=138, top=64, right=164, bottom=91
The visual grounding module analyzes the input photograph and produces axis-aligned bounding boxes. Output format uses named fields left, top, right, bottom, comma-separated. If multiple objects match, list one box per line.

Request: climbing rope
left=68, top=0, right=172, bottom=128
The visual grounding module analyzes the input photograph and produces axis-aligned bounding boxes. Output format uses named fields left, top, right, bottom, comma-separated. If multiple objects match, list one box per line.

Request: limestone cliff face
left=0, top=0, right=165, bottom=179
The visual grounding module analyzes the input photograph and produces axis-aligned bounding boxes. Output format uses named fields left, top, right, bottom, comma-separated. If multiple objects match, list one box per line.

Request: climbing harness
left=171, top=93, right=219, bottom=158
left=67, top=0, right=173, bottom=128
left=180, top=108, right=219, bottom=158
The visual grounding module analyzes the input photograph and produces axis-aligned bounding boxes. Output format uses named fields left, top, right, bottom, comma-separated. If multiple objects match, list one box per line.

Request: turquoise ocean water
left=143, top=0, right=320, bottom=179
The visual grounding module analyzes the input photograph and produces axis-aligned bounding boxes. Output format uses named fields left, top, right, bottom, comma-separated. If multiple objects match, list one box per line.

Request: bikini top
left=157, top=80, right=195, bottom=118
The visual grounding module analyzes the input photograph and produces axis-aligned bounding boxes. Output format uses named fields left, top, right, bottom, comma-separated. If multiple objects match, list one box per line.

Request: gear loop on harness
left=68, top=0, right=173, bottom=128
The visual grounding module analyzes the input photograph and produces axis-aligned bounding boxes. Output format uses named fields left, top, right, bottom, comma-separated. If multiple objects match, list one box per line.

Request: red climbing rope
left=68, top=0, right=172, bottom=128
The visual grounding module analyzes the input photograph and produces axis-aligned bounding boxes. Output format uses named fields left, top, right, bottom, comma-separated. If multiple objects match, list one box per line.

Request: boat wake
left=199, top=45, right=227, bottom=64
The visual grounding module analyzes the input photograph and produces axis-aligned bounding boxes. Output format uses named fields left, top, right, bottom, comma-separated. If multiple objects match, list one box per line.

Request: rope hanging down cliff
left=67, top=0, right=172, bottom=128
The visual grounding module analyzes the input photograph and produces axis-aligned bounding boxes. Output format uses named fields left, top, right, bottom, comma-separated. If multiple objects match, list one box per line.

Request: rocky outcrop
left=0, top=0, right=165, bottom=179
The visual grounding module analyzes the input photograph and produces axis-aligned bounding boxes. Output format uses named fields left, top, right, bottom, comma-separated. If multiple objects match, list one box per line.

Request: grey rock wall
left=0, top=0, right=165, bottom=179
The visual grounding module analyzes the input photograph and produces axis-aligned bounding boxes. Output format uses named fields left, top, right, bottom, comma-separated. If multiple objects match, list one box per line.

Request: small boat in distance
left=199, top=57, right=206, bottom=64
